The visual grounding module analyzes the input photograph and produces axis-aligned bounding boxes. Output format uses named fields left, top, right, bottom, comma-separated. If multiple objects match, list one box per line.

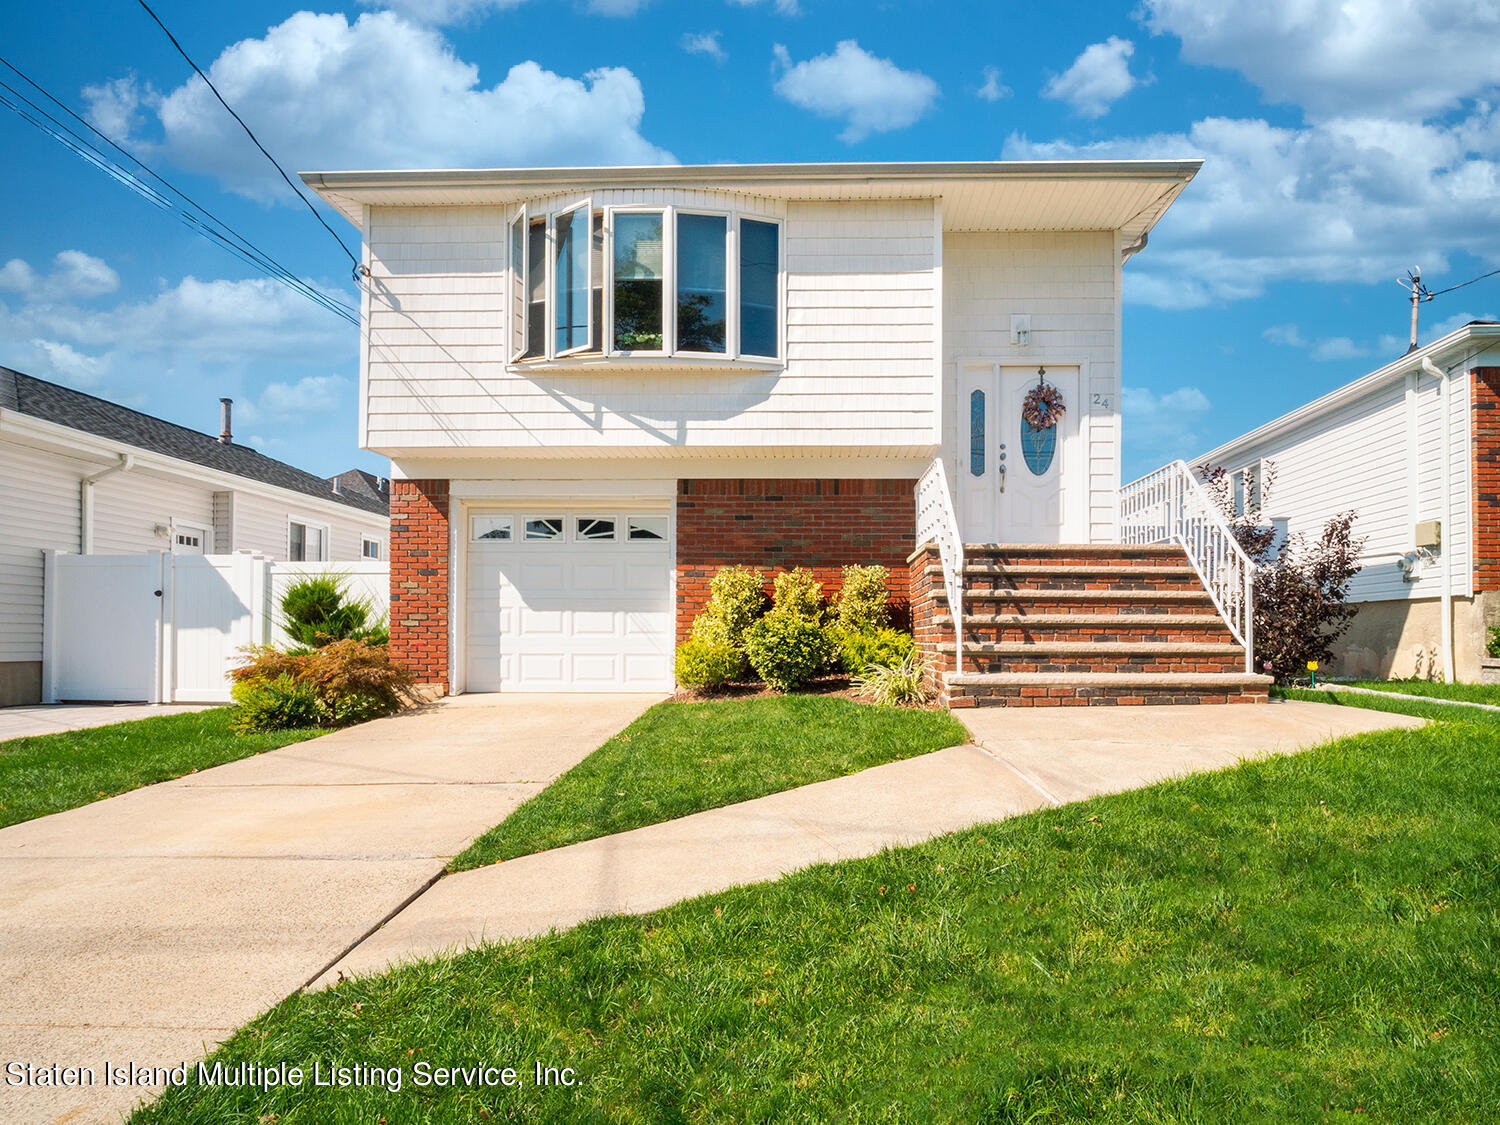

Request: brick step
left=961, top=543, right=1190, bottom=569
left=944, top=671, right=1272, bottom=708
left=939, top=642, right=1246, bottom=675
left=937, top=613, right=1240, bottom=644
left=935, top=589, right=1215, bottom=613
left=926, top=563, right=1203, bottom=593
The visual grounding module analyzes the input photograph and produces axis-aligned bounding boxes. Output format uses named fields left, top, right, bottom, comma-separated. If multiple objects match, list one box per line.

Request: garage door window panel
left=576, top=516, right=617, bottom=541
left=525, top=517, right=564, bottom=541
left=472, top=515, right=513, bottom=541
left=627, top=515, right=667, bottom=541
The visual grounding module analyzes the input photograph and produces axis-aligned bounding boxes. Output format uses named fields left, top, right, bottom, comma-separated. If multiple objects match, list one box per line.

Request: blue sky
left=2, top=0, right=1497, bottom=479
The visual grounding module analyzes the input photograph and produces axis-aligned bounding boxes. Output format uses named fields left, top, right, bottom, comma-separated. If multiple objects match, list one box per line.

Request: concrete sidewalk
left=0, top=693, right=659, bottom=1125
left=317, top=698, right=1421, bottom=987
left=0, top=702, right=216, bottom=742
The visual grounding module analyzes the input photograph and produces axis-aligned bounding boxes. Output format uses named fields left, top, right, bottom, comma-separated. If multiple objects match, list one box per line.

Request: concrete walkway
left=0, top=702, right=216, bottom=742
left=316, top=699, right=1422, bottom=987
left=0, top=693, right=659, bottom=1125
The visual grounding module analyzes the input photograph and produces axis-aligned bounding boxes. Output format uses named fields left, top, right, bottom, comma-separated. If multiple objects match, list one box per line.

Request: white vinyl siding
left=943, top=230, right=1120, bottom=542
left=229, top=490, right=387, bottom=563
left=362, top=195, right=937, bottom=454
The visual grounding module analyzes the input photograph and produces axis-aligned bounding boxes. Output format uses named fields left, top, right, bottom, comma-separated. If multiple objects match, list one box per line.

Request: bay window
left=511, top=203, right=780, bottom=363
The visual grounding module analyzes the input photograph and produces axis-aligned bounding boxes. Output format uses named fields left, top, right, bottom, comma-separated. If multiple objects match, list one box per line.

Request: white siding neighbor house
left=1188, top=322, right=1500, bottom=682
left=305, top=159, right=1272, bottom=707
left=0, top=367, right=391, bottom=706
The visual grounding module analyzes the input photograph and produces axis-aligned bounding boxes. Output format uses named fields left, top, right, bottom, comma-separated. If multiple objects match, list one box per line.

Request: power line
left=133, top=0, right=359, bottom=270
left=1427, top=266, right=1500, bottom=299
left=0, top=58, right=357, bottom=325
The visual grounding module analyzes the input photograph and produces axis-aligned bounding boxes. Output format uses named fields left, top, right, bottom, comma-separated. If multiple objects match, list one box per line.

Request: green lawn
left=1275, top=684, right=1500, bottom=727
left=0, top=708, right=321, bottom=828
left=1335, top=678, right=1500, bottom=705
left=136, top=719, right=1500, bottom=1124
left=451, top=695, right=969, bottom=871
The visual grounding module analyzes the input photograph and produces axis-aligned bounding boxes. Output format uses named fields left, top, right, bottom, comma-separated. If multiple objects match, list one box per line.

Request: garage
left=463, top=508, right=673, bottom=692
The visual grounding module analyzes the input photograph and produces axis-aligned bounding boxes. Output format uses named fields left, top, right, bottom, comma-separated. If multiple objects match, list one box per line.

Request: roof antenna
left=1397, top=267, right=1433, bottom=353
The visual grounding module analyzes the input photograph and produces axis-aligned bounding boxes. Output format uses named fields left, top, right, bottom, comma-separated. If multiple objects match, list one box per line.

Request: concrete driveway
left=0, top=693, right=659, bottom=1125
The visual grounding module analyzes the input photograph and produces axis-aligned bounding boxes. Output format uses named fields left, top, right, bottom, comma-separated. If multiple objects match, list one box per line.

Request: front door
left=958, top=362, right=1082, bottom=543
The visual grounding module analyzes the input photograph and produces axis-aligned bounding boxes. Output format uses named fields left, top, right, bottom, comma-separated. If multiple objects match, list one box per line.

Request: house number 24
left=1091, top=393, right=1112, bottom=409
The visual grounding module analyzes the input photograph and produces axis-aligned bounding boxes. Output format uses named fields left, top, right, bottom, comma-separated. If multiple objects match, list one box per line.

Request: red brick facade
left=389, top=478, right=451, bottom=689
left=675, top=478, right=917, bottom=640
left=1473, top=368, right=1500, bottom=591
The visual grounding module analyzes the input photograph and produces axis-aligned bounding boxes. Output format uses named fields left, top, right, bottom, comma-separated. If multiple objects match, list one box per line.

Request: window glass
left=289, top=521, right=306, bottom=561
left=471, top=516, right=512, bottom=541
left=739, top=219, right=779, bottom=357
left=525, top=517, right=563, bottom=541
left=676, top=213, right=727, bottom=353
left=524, top=218, right=546, bottom=358
left=509, top=211, right=525, bottom=359
left=554, top=205, right=590, bottom=354
left=613, top=212, right=664, bottom=350
left=1020, top=418, right=1056, bottom=476
left=590, top=211, right=604, bottom=352
left=306, top=525, right=326, bottom=561
left=627, top=516, right=667, bottom=541
left=576, top=517, right=617, bottom=541
left=969, top=389, right=985, bottom=477
left=362, top=538, right=381, bottom=559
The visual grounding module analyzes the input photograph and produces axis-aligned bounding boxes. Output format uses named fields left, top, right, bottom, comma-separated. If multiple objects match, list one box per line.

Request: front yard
left=134, top=712, right=1500, bottom=1123
left=0, top=708, right=321, bottom=828
left=452, top=695, right=968, bottom=870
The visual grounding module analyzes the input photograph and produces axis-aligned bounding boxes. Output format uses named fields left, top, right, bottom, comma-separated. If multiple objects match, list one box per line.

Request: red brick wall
left=389, top=478, right=450, bottom=689
left=1473, top=368, right=1500, bottom=591
left=675, top=478, right=917, bottom=641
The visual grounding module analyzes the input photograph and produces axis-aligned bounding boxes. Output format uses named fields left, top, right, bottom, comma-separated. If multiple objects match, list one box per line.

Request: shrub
left=280, top=574, right=386, bottom=649
left=229, top=673, right=326, bottom=733
left=743, top=611, right=834, bottom=693
left=772, top=567, right=823, bottom=621
left=230, top=640, right=413, bottom=731
left=836, top=565, right=890, bottom=633
left=852, top=651, right=933, bottom=707
left=675, top=639, right=747, bottom=689
left=1199, top=462, right=1365, bottom=682
left=691, top=566, right=767, bottom=648
left=836, top=627, right=916, bottom=676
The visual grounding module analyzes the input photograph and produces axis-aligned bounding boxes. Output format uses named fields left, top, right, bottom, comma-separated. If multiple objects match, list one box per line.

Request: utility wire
left=133, top=0, right=359, bottom=270
left=1427, top=267, right=1500, bottom=299
left=0, top=59, right=357, bottom=324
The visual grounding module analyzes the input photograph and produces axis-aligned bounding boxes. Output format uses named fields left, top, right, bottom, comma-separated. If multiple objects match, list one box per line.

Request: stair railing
left=916, top=460, right=965, bottom=674
left=1120, top=459, right=1255, bottom=673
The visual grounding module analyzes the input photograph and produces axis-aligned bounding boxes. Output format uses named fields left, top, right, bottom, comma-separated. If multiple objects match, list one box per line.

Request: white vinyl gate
left=42, top=551, right=390, bottom=704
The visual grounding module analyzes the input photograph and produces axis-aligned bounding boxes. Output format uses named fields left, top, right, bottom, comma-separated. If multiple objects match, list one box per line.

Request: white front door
left=958, top=362, right=1083, bottom=543
left=171, top=521, right=209, bottom=554
left=464, top=509, right=673, bottom=692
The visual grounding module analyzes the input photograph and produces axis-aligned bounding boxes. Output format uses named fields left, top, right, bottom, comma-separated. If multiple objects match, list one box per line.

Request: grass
left=1334, top=678, right=1500, bottom=705
left=0, top=708, right=321, bottom=828
left=1275, top=684, right=1500, bottom=727
left=451, top=695, right=968, bottom=871
left=134, top=720, right=1500, bottom=1124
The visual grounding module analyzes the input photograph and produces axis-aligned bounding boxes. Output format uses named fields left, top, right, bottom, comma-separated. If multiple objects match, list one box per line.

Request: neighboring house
left=304, top=158, right=1269, bottom=705
left=0, top=367, right=391, bottom=706
left=1188, top=321, right=1500, bottom=682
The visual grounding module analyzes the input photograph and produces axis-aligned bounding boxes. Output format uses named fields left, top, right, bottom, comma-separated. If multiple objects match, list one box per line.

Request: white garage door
left=464, top=509, right=673, bottom=692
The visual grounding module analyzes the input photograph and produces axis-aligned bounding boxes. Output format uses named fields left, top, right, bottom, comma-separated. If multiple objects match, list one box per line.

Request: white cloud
left=358, top=0, right=524, bottom=25
left=730, top=0, right=801, bottom=16
left=29, top=340, right=109, bottom=386
left=772, top=40, right=938, bottom=143
left=0, top=251, right=119, bottom=301
left=1142, top=0, right=1500, bottom=119
left=0, top=259, right=37, bottom=294
left=681, top=30, right=727, bottom=62
left=107, top=11, right=672, bottom=202
left=1262, top=323, right=1307, bottom=348
left=1309, top=336, right=1370, bottom=361
left=976, top=66, right=1011, bottom=103
left=1006, top=108, right=1500, bottom=310
left=1124, top=384, right=1212, bottom=466
left=258, top=374, right=351, bottom=416
left=1042, top=36, right=1139, bottom=119
left=80, top=75, right=159, bottom=142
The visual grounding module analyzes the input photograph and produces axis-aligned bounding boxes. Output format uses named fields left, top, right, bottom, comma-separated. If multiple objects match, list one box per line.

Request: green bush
left=691, top=566, right=767, bottom=648
left=674, top=639, right=748, bottom=689
left=229, top=673, right=326, bottom=733
left=835, top=565, right=890, bottom=633
left=1488, top=626, right=1500, bottom=659
left=852, top=651, right=933, bottom=707
left=772, top=567, right=823, bottom=620
left=281, top=574, right=387, bottom=648
left=836, top=627, right=916, bottom=676
left=743, top=611, right=834, bottom=693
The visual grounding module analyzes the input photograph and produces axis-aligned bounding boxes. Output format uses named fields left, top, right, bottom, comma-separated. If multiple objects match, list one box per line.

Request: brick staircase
left=909, top=543, right=1271, bottom=707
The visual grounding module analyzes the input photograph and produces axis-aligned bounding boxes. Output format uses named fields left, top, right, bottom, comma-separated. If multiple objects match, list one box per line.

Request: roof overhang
left=301, top=159, right=1201, bottom=243
left=1196, top=323, right=1500, bottom=469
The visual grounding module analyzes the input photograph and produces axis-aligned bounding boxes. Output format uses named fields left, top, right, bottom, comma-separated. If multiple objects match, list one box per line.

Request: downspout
left=79, top=453, right=134, bottom=554
left=1421, top=356, right=1454, bottom=682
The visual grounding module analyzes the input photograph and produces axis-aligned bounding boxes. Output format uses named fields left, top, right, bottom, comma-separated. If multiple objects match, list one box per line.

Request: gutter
left=79, top=453, right=134, bottom=553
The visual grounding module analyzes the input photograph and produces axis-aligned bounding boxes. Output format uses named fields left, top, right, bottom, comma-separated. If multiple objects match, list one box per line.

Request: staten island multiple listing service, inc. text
left=5, top=1059, right=581, bottom=1093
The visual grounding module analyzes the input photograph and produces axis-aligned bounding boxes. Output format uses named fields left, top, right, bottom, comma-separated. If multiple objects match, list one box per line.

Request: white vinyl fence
left=42, top=551, right=390, bottom=704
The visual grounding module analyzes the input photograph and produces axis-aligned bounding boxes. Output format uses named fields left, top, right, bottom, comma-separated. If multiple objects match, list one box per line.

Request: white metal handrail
left=916, top=460, right=965, bottom=673
left=1120, top=459, right=1256, bottom=673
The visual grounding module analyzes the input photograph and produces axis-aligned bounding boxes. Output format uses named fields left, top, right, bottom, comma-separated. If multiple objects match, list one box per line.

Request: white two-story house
left=305, top=160, right=1270, bottom=706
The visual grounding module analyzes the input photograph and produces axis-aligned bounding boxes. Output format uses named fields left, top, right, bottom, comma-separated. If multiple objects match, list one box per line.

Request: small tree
left=1199, top=462, right=1365, bottom=682
left=280, top=574, right=387, bottom=649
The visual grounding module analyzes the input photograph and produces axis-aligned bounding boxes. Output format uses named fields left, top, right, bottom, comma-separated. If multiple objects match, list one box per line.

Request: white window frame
left=361, top=535, right=383, bottom=560
left=287, top=517, right=330, bottom=562
left=735, top=211, right=784, bottom=361
left=551, top=198, right=594, bottom=358
left=605, top=205, right=670, bottom=358
left=672, top=207, right=733, bottom=360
